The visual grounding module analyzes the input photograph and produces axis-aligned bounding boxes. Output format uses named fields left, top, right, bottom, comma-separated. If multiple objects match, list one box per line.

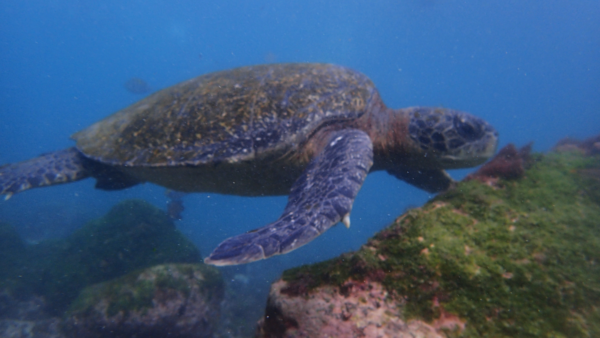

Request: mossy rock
left=0, top=199, right=201, bottom=315
left=0, top=222, right=28, bottom=292
left=0, top=222, right=26, bottom=273
left=64, top=263, right=223, bottom=338
left=282, top=152, right=600, bottom=337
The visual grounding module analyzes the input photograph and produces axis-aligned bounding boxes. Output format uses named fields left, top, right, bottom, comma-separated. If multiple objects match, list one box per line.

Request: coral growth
left=260, top=150, right=600, bottom=337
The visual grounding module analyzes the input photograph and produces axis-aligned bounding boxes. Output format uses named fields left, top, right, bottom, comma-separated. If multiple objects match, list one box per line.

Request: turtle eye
left=453, top=115, right=483, bottom=141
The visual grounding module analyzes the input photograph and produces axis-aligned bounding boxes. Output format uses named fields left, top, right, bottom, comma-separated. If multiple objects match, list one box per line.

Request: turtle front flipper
left=205, top=130, right=374, bottom=266
left=387, top=167, right=454, bottom=193
left=0, top=147, right=91, bottom=199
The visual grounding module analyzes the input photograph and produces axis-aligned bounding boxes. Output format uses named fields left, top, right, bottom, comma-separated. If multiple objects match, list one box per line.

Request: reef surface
left=258, top=146, right=600, bottom=337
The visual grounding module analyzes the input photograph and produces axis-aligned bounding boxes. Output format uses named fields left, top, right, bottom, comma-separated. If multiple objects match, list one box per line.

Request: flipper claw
left=342, top=213, right=351, bottom=228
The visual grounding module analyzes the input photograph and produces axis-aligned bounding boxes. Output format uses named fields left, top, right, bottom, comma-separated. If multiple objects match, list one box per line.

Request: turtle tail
left=0, top=147, right=92, bottom=199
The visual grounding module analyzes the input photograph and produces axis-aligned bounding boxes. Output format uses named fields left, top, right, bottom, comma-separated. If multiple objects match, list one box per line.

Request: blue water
left=1, top=0, right=599, bottom=288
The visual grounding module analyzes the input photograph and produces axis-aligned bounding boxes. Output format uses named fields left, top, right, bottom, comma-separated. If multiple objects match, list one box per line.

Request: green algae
left=67, top=263, right=223, bottom=319
left=71, top=276, right=156, bottom=318
left=283, top=152, right=600, bottom=337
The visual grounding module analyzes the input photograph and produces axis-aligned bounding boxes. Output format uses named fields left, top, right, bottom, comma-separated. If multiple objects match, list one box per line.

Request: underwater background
left=0, top=0, right=599, bottom=333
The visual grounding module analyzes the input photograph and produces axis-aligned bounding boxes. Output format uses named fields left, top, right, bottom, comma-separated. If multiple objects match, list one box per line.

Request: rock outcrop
left=63, top=263, right=223, bottom=338
left=0, top=199, right=201, bottom=315
left=259, top=279, right=445, bottom=338
left=258, top=146, right=600, bottom=337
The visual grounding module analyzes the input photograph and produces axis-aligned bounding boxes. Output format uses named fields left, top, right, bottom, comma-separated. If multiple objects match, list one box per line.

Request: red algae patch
left=465, top=143, right=532, bottom=185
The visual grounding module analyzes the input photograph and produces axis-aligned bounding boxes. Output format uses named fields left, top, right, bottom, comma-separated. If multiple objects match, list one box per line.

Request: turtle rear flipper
left=0, top=147, right=139, bottom=199
left=0, top=147, right=92, bottom=198
left=205, top=130, right=374, bottom=266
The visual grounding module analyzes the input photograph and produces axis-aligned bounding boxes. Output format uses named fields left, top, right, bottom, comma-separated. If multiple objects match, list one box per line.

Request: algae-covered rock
left=0, top=199, right=201, bottom=315
left=63, top=263, right=223, bottom=338
left=0, top=222, right=28, bottom=292
left=259, top=151, right=600, bottom=338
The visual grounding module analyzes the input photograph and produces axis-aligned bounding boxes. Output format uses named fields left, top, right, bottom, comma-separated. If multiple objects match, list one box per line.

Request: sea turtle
left=0, top=63, right=498, bottom=266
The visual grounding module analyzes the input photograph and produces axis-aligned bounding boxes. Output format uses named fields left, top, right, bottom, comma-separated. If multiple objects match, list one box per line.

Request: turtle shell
left=72, top=63, right=377, bottom=166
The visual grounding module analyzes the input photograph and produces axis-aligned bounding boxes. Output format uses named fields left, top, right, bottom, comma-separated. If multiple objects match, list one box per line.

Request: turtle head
left=407, top=108, right=498, bottom=169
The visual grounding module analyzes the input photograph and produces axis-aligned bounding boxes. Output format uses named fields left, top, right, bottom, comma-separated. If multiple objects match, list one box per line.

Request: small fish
left=165, top=190, right=187, bottom=220
left=124, top=77, right=151, bottom=94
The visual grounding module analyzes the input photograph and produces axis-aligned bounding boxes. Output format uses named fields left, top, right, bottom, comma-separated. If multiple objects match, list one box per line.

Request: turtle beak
left=484, top=129, right=500, bottom=158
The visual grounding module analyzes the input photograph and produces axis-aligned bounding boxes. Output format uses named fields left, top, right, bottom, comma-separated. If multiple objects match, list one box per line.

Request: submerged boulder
left=63, top=263, right=223, bottom=338
left=260, top=279, right=444, bottom=338
left=258, top=149, right=600, bottom=337
left=0, top=199, right=201, bottom=315
left=0, top=222, right=28, bottom=292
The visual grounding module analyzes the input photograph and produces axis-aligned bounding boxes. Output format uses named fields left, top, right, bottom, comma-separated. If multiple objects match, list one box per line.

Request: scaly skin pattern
left=205, top=129, right=374, bottom=265
left=0, top=147, right=90, bottom=198
left=407, top=108, right=498, bottom=168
